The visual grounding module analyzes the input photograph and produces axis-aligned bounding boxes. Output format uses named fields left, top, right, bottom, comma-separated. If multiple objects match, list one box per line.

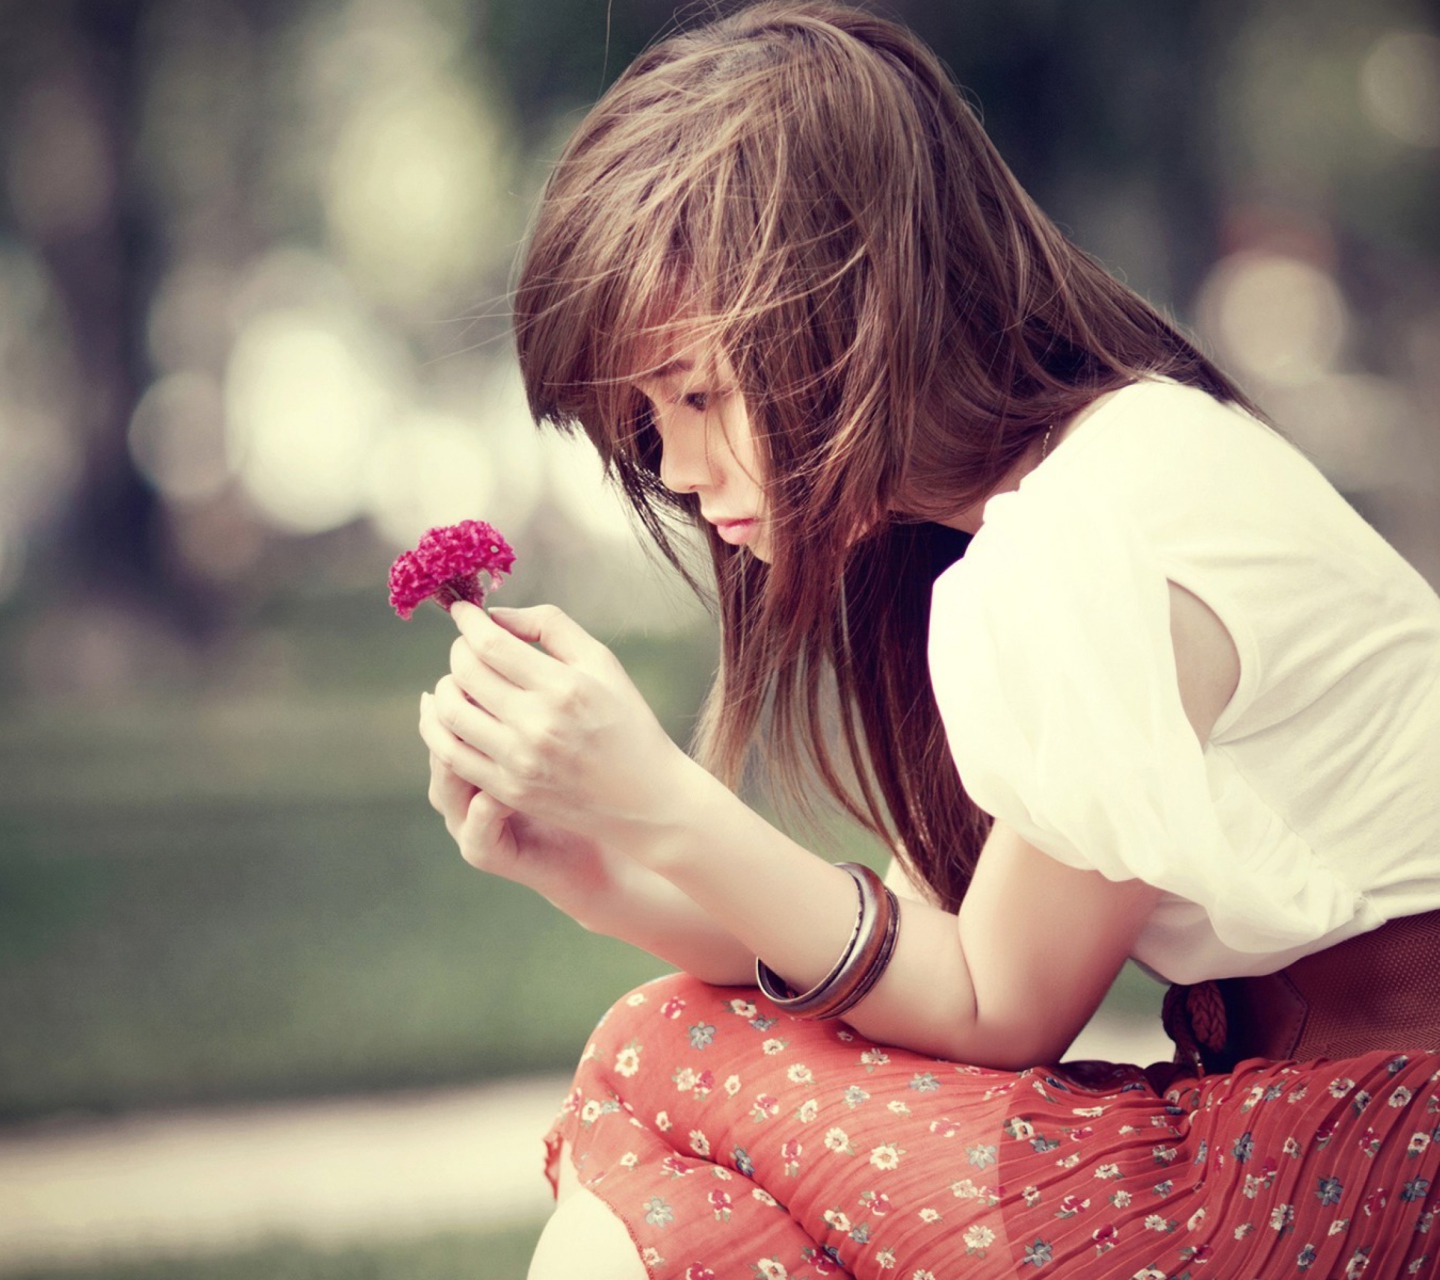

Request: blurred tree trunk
left=4, top=0, right=172, bottom=614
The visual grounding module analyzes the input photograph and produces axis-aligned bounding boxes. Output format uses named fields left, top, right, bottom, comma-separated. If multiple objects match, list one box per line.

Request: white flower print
left=823, top=1209, right=852, bottom=1232
left=797, top=1099, right=820, bottom=1123
left=1330, top=1077, right=1356, bottom=1098
left=875, top=1248, right=897, bottom=1269
left=1410, top=1132, right=1432, bottom=1156
left=1073, top=1105, right=1105, bottom=1117
left=887, top=1099, right=912, bottom=1115
left=689, top=1129, right=710, bottom=1157
left=1235, top=1222, right=1254, bottom=1239
left=950, top=1178, right=983, bottom=1199
left=1110, top=1189, right=1132, bottom=1208
left=755, top=1260, right=787, bottom=1280
left=1392, top=1086, right=1414, bottom=1107
left=1330, top=1217, right=1351, bottom=1235
left=625, top=991, right=648, bottom=1007
left=656, top=1110, right=672, bottom=1131
left=870, top=1143, right=904, bottom=1171
left=762, top=1038, right=788, bottom=1056
left=1023, top=1185, right=1042, bottom=1207
left=1188, top=1207, right=1207, bottom=1231
left=1095, top=1162, right=1121, bottom=1180
left=614, top=1043, right=641, bottom=1077
left=729, top=998, right=757, bottom=1018
left=641, top=1247, right=663, bottom=1267
left=752, top=1188, right=778, bottom=1206
left=911, top=1271, right=937, bottom=1280
left=823, top=1126, right=852, bottom=1153
left=1283, top=1136, right=1302, bottom=1157
left=620, top=1151, right=639, bottom=1168
left=673, top=1067, right=699, bottom=1092
left=580, top=1099, right=603, bottom=1124
left=964, top=1224, right=996, bottom=1252
left=860, top=1049, right=891, bottom=1070
left=1145, top=1214, right=1170, bottom=1231
left=1057, top=1152, right=1081, bottom=1169
left=787, top=1063, right=814, bottom=1085
left=724, top=1074, right=742, bottom=1097
left=919, top=1207, right=941, bottom=1223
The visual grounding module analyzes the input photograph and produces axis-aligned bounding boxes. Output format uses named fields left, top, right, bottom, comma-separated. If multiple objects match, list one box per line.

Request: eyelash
left=678, top=391, right=709, bottom=413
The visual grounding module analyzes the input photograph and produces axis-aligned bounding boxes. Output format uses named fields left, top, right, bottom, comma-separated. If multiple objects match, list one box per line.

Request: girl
left=417, top=4, right=1440, bottom=1277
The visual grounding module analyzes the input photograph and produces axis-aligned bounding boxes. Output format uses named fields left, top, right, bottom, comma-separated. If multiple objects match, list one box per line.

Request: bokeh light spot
left=1196, top=251, right=1347, bottom=386
left=326, top=83, right=510, bottom=310
left=365, top=410, right=498, bottom=548
left=224, top=309, right=396, bottom=533
left=1360, top=32, right=1440, bottom=149
left=128, top=371, right=231, bottom=504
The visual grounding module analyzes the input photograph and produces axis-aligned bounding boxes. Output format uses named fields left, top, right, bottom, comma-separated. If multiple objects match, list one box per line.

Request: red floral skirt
left=544, top=973, right=1440, bottom=1279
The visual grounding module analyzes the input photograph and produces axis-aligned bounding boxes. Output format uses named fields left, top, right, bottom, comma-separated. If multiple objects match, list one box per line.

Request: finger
left=455, top=790, right=518, bottom=873
left=428, top=749, right=475, bottom=836
left=455, top=601, right=610, bottom=681
left=450, top=601, right=564, bottom=690
left=433, top=673, right=508, bottom=758
left=448, top=633, right=525, bottom=721
left=420, top=688, right=502, bottom=793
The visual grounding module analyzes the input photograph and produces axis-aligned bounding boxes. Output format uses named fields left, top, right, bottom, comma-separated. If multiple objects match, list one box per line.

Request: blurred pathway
left=0, top=1076, right=569, bottom=1274
left=0, top=1016, right=1172, bottom=1274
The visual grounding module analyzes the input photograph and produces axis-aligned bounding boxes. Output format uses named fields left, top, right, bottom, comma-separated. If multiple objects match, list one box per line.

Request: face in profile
left=630, top=339, right=773, bottom=562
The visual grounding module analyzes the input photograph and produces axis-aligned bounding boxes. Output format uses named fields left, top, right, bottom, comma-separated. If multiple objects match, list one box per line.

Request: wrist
left=630, top=752, right=738, bottom=872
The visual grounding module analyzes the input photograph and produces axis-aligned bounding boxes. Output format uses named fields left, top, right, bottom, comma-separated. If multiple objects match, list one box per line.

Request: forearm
left=572, top=854, right=757, bottom=986
left=639, top=761, right=990, bottom=1062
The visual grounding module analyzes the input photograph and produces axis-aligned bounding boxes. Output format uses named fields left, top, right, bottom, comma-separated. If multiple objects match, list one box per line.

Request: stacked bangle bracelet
left=754, top=862, right=900, bottom=1020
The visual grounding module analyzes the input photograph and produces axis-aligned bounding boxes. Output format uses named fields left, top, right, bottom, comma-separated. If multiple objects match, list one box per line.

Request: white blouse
left=928, top=379, right=1440, bottom=984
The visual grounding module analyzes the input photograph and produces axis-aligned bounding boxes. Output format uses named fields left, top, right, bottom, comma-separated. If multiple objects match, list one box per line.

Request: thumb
left=487, top=603, right=604, bottom=667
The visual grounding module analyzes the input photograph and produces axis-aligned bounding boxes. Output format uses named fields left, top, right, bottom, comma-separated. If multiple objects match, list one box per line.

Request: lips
left=709, top=516, right=758, bottom=546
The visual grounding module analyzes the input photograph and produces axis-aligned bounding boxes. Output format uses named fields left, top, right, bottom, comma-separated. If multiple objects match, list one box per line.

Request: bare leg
left=529, top=1141, right=648, bottom=1280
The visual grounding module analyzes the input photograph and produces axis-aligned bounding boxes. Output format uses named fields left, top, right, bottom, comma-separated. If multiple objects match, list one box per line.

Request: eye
left=679, top=390, right=710, bottom=413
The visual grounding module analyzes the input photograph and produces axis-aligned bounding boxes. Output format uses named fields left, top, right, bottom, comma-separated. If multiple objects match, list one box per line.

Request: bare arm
left=427, top=580, right=1237, bottom=1067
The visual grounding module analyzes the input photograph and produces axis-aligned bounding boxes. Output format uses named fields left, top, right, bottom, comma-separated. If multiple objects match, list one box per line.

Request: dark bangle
left=755, top=862, right=900, bottom=1020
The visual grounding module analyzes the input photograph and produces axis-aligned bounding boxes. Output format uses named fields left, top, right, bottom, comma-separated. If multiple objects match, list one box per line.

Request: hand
left=424, top=602, right=703, bottom=855
left=419, top=697, right=626, bottom=921
left=420, top=687, right=756, bottom=982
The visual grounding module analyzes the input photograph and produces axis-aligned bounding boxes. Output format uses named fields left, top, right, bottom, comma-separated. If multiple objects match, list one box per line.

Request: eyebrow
left=641, top=357, right=696, bottom=382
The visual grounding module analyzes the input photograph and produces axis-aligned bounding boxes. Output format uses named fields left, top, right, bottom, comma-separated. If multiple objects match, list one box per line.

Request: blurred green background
left=1, top=0, right=1437, bottom=1276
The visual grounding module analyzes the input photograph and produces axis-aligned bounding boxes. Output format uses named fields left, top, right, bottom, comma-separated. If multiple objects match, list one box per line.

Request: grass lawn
left=5, top=1221, right=545, bottom=1280
left=0, top=599, right=1161, bottom=1122
left=0, top=612, right=718, bottom=1121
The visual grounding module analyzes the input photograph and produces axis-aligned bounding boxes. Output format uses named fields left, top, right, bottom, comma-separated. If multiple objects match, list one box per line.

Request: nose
left=656, top=421, right=712, bottom=495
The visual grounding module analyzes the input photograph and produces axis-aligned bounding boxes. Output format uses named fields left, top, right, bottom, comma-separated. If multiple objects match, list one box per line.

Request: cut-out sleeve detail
left=927, top=479, right=1363, bottom=956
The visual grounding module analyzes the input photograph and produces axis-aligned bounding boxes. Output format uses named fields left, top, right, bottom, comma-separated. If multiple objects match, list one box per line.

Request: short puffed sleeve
left=927, top=476, right=1364, bottom=956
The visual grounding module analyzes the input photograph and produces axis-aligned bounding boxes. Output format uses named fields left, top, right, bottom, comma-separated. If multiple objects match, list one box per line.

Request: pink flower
left=388, top=520, right=516, bottom=619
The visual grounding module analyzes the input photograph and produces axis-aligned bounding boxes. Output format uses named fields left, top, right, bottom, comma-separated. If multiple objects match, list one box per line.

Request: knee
left=528, top=1188, right=647, bottom=1280
left=595, top=971, right=730, bottom=1039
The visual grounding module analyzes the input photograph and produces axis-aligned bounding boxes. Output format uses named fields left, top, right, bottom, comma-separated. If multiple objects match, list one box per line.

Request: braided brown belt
left=1160, top=908, right=1440, bottom=1075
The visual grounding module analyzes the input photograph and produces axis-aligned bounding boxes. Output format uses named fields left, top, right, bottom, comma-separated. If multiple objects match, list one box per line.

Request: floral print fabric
left=545, top=973, right=1440, bottom=1279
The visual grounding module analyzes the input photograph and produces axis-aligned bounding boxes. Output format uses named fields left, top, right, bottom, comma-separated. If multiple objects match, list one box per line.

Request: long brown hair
left=513, top=1, right=1252, bottom=911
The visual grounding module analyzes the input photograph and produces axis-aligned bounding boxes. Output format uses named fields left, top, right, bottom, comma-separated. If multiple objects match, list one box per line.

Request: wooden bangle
left=755, top=862, right=900, bottom=1020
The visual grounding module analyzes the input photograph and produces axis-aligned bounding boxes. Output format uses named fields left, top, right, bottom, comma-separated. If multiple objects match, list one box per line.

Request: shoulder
left=1048, top=377, right=1286, bottom=490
